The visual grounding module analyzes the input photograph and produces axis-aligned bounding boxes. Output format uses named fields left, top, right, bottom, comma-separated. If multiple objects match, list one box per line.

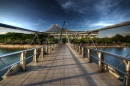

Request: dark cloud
left=0, top=0, right=130, bottom=37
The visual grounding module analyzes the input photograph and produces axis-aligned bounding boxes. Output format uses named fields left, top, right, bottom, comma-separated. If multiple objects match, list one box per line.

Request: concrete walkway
left=0, top=44, right=122, bottom=86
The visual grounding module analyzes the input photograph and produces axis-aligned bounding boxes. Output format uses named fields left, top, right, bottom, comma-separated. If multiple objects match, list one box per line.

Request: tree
left=112, top=34, right=124, bottom=43
left=80, top=38, right=87, bottom=43
left=62, top=38, right=67, bottom=43
left=124, top=35, right=130, bottom=42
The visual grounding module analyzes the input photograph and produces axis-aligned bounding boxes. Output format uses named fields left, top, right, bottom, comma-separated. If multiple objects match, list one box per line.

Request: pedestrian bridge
left=0, top=44, right=123, bottom=86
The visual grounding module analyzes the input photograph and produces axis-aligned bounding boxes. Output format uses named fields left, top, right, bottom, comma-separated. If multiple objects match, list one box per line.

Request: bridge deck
left=0, top=44, right=122, bottom=86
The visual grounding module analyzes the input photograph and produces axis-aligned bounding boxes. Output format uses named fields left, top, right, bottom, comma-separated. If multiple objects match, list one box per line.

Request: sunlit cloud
left=0, top=16, right=25, bottom=28
left=0, top=32, right=7, bottom=34
left=106, top=34, right=114, bottom=38
left=90, top=22, right=113, bottom=27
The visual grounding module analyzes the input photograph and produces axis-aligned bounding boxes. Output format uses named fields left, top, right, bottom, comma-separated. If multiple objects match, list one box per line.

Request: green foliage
left=62, top=38, right=67, bottom=43
left=80, top=38, right=87, bottom=43
left=112, top=34, right=124, bottom=43
left=0, top=33, right=130, bottom=45
left=71, top=38, right=80, bottom=44
left=124, top=35, right=130, bottom=42
left=0, top=32, right=57, bottom=44
left=70, top=34, right=130, bottom=45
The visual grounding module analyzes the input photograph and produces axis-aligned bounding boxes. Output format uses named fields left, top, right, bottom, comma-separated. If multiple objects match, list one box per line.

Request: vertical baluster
left=78, top=45, right=81, bottom=54
left=40, top=47, right=44, bottom=58
left=82, top=47, right=85, bottom=58
left=98, top=52, right=104, bottom=72
left=20, top=51, right=26, bottom=71
left=33, top=48, right=37, bottom=62
left=49, top=44, right=51, bottom=53
left=88, top=49, right=91, bottom=63
left=46, top=45, right=48, bottom=54
left=124, top=60, right=130, bottom=86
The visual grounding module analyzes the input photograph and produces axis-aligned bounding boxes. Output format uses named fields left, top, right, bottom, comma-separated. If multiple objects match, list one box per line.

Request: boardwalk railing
left=0, top=44, right=58, bottom=78
left=70, top=43, right=130, bottom=86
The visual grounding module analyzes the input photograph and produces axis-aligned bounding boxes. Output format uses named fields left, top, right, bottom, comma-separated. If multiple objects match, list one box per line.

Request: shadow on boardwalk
left=0, top=44, right=122, bottom=86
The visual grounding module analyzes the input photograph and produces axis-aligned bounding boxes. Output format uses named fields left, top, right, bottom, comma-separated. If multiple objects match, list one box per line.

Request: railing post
left=76, top=44, right=78, bottom=51
left=40, top=47, right=44, bottom=58
left=75, top=44, right=77, bottom=51
left=48, top=45, right=50, bottom=53
left=82, top=47, right=85, bottom=58
left=75, top=44, right=77, bottom=52
left=49, top=44, right=52, bottom=53
left=74, top=44, right=75, bottom=50
left=71, top=44, right=73, bottom=48
left=52, top=44, right=54, bottom=51
left=20, top=51, right=26, bottom=71
left=74, top=44, right=76, bottom=51
left=124, top=60, right=130, bottom=86
left=77, top=44, right=79, bottom=52
left=54, top=44, right=56, bottom=48
left=56, top=44, right=58, bottom=47
left=45, top=45, right=48, bottom=54
left=78, top=45, right=81, bottom=54
left=72, top=44, right=74, bottom=48
left=98, top=52, right=104, bottom=72
left=33, top=48, right=37, bottom=62
left=88, top=49, right=91, bottom=63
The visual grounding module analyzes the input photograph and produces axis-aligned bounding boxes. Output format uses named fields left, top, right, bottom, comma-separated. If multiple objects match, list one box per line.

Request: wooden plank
left=0, top=44, right=122, bottom=86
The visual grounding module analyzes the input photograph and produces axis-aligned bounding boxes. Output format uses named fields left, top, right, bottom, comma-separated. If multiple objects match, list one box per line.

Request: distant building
left=45, top=24, right=98, bottom=39
left=0, top=22, right=98, bottom=39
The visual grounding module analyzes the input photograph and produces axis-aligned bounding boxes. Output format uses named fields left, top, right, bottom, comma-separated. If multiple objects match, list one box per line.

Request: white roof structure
left=45, top=24, right=68, bottom=33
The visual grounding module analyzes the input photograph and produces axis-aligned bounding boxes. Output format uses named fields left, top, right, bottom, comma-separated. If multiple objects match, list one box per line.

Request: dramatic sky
left=0, top=0, right=130, bottom=37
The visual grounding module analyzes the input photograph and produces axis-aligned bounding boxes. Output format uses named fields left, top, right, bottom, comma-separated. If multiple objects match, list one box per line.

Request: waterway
left=0, top=48, right=34, bottom=80
left=0, top=47, right=130, bottom=80
left=90, top=47, right=130, bottom=78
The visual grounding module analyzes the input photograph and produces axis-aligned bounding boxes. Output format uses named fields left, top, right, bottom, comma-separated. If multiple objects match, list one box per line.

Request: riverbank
left=0, top=44, right=129, bottom=48
left=85, top=45, right=129, bottom=48
left=0, top=44, right=43, bottom=49
left=78, top=44, right=129, bottom=48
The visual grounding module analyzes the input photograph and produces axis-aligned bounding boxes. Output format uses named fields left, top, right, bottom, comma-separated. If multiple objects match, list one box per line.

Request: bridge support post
left=82, top=47, right=85, bottom=58
left=88, top=49, right=91, bottom=63
left=20, top=51, right=26, bottom=71
left=33, top=49, right=37, bottom=62
left=124, top=60, right=130, bottom=86
left=98, top=52, right=104, bottom=72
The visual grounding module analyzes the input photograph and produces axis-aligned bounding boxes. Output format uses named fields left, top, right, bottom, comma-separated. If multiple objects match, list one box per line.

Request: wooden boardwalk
left=0, top=44, right=122, bottom=86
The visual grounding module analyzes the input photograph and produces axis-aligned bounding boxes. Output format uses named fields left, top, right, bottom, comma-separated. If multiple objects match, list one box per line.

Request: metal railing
left=71, top=43, right=130, bottom=86
left=0, top=44, right=58, bottom=78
